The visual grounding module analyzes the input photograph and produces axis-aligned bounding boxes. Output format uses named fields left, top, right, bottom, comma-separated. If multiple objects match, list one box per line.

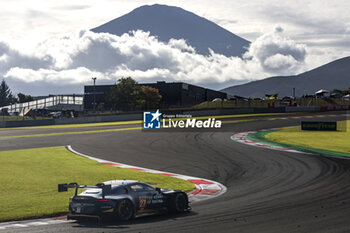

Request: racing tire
left=170, top=193, right=187, bottom=213
left=115, top=199, right=134, bottom=221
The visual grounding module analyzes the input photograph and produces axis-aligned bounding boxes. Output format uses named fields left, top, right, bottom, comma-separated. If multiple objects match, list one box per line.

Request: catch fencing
left=0, top=95, right=83, bottom=113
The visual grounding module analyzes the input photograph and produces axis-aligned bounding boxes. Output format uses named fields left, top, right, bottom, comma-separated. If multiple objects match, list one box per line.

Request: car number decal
left=139, top=196, right=147, bottom=209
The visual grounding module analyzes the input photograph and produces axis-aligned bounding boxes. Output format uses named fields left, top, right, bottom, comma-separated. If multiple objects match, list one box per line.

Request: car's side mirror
left=155, top=187, right=161, bottom=193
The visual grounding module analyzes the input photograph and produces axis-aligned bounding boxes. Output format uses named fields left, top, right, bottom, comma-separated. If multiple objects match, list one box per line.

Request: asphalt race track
left=1, top=112, right=350, bottom=233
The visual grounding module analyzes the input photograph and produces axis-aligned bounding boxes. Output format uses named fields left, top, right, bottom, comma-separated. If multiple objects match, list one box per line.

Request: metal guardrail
left=0, top=96, right=83, bottom=113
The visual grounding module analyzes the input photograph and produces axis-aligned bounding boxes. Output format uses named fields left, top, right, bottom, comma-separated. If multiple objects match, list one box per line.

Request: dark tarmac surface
left=1, top=111, right=350, bottom=233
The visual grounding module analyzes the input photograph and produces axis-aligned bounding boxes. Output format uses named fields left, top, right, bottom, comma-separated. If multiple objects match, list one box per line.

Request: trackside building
left=84, top=81, right=227, bottom=110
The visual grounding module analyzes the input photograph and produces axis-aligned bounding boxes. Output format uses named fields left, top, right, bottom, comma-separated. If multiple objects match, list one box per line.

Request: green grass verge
left=0, top=146, right=195, bottom=222
left=265, top=120, right=350, bottom=155
left=0, top=127, right=142, bottom=140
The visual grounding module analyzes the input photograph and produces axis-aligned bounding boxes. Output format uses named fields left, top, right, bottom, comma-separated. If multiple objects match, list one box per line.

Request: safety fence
left=0, top=95, right=83, bottom=113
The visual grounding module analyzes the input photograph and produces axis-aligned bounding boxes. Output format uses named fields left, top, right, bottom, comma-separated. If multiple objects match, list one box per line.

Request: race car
left=58, top=180, right=190, bottom=221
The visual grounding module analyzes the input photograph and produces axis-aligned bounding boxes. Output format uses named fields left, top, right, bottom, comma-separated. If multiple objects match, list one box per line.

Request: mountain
left=221, top=56, right=350, bottom=98
left=91, top=4, right=250, bottom=57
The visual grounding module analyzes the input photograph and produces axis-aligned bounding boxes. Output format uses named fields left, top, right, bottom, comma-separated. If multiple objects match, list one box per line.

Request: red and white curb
left=231, top=129, right=307, bottom=154
left=232, top=113, right=349, bottom=154
left=0, top=146, right=226, bottom=231
left=0, top=217, right=70, bottom=230
left=66, top=145, right=227, bottom=202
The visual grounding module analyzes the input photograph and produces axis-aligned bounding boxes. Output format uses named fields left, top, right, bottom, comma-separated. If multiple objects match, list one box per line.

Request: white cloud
left=243, top=26, right=307, bottom=73
left=263, top=54, right=298, bottom=70
left=5, top=67, right=102, bottom=84
left=0, top=27, right=310, bottom=95
left=168, top=38, right=195, bottom=53
left=0, top=41, right=52, bottom=72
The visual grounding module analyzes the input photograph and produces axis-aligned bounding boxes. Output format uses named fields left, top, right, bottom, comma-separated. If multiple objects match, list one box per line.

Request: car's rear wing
left=58, top=182, right=111, bottom=198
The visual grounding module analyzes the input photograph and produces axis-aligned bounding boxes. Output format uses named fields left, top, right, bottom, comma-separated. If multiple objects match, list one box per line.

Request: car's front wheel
left=115, top=199, right=134, bottom=220
left=170, top=193, right=188, bottom=212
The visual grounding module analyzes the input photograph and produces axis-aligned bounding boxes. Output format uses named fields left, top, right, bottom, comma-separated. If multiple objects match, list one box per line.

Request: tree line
left=330, top=87, right=350, bottom=96
left=0, top=79, right=34, bottom=107
left=105, top=77, right=161, bottom=111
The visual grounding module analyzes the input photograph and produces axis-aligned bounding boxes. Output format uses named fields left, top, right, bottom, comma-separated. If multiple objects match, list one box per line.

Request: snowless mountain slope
left=92, top=4, right=250, bottom=57
left=222, top=56, right=350, bottom=98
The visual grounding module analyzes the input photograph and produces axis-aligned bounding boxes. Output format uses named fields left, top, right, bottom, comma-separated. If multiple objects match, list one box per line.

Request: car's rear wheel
left=115, top=199, right=134, bottom=220
left=170, top=193, right=187, bottom=212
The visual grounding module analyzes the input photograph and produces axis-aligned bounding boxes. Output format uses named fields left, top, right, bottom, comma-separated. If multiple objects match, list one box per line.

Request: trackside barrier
left=1, top=119, right=55, bottom=128
left=54, top=114, right=141, bottom=125
left=253, top=107, right=285, bottom=113
left=0, top=106, right=347, bottom=128
left=183, top=107, right=286, bottom=116
left=286, top=106, right=320, bottom=112
left=320, top=105, right=350, bottom=111
left=183, top=108, right=254, bottom=116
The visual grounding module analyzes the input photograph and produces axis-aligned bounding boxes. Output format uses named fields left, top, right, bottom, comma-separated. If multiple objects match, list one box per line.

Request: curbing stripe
left=232, top=128, right=350, bottom=158
left=66, top=145, right=227, bottom=202
left=0, top=219, right=70, bottom=230
left=236, top=128, right=350, bottom=159
left=232, top=113, right=350, bottom=154
left=231, top=130, right=307, bottom=154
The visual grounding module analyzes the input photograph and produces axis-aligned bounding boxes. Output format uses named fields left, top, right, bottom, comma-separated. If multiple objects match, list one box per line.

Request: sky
left=0, top=0, right=349, bottom=95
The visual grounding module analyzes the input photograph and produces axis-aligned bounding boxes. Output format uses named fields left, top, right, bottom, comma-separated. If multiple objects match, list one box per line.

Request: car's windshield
left=129, top=183, right=154, bottom=192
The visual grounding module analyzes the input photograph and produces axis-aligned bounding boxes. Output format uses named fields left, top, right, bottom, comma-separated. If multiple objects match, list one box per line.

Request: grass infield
left=0, top=127, right=142, bottom=140
left=265, top=120, right=350, bottom=155
left=0, top=146, right=195, bottom=222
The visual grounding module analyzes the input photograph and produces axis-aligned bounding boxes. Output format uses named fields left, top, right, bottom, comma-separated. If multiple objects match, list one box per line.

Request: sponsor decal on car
left=151, top=193, right=164, bottom=204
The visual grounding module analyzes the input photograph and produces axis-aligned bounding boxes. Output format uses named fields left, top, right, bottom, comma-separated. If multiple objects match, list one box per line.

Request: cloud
left=260, top=5, right=349, bottom=35
left=0, top=41, right=52, bottom=72
left=274, top=26, right=283, bottom=33
left=52, top=5, right=91, bottom=11
left=244, top=26, right=307, bottom=73
left=263, top=54, right=298, bottom=70
left=1, top=27, right=307, bottom=95
left=5, top=67, right=102, bottom=84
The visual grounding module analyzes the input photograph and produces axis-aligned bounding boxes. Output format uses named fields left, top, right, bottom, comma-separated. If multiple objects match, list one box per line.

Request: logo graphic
left=143, top=109, right=162, bottom=129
